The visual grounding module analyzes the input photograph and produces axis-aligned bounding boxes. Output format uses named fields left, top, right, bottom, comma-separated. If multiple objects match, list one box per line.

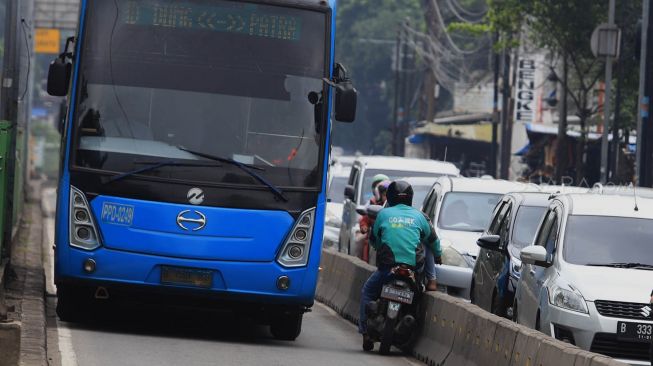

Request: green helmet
left=371, top=174, right=390, bottom=188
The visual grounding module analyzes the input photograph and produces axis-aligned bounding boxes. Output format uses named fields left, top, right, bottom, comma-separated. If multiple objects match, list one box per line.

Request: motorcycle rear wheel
left=379, top=316, right=397, bottom=355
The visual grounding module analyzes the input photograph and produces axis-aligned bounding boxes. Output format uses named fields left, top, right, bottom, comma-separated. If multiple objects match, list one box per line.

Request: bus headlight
left=277, top=208, right=315, bottom=268
left=70, top=186, right=102, bottom=250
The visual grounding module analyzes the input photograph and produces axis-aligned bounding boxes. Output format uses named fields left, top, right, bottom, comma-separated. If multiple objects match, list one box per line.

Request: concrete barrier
left=0, top=321, right=20, bottom=366
left=317, top=250, right=629, bottom=366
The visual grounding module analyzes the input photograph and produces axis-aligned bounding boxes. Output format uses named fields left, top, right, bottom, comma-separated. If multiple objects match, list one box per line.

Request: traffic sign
left=35, top=28, right=60, bottom=54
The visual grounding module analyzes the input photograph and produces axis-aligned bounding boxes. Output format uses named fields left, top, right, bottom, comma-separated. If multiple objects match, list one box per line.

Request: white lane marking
left=42, top=188, right=79, bottom=366
left=57, top=320, right=79, bottom=366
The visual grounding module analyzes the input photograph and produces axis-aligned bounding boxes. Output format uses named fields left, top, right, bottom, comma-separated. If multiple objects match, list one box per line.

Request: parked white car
left=420, top=177, right=537, bottom=298
left=324, top=163, right=351, bottom=248
left=339, top=156, right=459, bottom=257
left=515, top=193, right=653, bottom=365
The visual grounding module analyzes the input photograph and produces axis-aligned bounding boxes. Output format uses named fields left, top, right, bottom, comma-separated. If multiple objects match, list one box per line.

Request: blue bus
left=47, top=0, right=356, bottom=340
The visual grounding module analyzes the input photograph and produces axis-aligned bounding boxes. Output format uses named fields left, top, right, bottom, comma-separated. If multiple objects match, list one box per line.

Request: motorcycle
left=360, top=204, right=424, bottom=354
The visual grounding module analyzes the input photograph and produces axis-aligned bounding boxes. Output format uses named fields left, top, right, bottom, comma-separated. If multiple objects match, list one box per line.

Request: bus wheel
left=270, top=312, right=303, bottom=341
left=56, top=287, right=91, bottom=323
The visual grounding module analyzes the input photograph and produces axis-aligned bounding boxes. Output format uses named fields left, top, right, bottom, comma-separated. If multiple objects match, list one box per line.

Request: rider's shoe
left=362, top=334, right=374, bottom=351
left=426, top=279, right=437, bottom=292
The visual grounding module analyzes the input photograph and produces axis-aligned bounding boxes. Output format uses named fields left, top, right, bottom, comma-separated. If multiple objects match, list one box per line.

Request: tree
left=332, top=0, right=424, bottom=154
left=482, top=0, right=645, bottom=184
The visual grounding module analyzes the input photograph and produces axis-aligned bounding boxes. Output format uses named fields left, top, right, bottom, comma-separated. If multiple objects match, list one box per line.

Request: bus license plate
left=381, top=285, right=414, bottom=305
left=617, top=321, right=653, bottom=343
left=161, top=266, right=213, bottom=288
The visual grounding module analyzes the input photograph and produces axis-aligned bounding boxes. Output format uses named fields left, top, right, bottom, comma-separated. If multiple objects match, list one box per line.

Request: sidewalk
left=0, top=181, right=48, bottom=366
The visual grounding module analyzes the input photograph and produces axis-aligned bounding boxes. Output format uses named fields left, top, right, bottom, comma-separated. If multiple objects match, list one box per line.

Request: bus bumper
left=55, top=246, right=319, bottom=307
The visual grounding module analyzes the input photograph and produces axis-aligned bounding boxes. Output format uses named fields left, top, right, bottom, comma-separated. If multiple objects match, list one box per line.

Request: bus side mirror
left=47, top=57, right=71, bottom=96
left=47, top=36, right=75, bottom=97
left=334, top=81, right=357, bottom=123
left=331, top=63, right=357, bottom=123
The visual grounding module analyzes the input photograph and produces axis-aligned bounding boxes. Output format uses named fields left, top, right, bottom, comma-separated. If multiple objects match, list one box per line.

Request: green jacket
left=369, top=204, right=441, bottom=268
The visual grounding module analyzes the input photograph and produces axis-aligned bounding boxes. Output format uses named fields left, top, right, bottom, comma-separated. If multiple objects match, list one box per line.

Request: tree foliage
left=331, top=0, right=424, bottom=154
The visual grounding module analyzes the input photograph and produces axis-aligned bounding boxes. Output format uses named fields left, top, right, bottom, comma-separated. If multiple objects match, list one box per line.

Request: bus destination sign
left=121, top=1, right=302, bottom=41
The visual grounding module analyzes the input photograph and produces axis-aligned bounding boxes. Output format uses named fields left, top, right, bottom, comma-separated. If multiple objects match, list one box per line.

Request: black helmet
left=387, top=180, right=413, bottom=207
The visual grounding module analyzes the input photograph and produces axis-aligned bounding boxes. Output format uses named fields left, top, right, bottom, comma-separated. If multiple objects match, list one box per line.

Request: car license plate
left=161, top=266, right=213, bottom=288
left=381, top=285, right=414, bottom=305
left=617, top=321, right=653, bottom=343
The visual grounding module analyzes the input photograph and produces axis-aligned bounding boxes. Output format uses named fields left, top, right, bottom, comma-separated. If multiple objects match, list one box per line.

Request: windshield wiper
left=586, top=262, right=653, bottom=270
left=177, top=147, right=288, bottom=202
left=101, top=160, right=222, bottom=184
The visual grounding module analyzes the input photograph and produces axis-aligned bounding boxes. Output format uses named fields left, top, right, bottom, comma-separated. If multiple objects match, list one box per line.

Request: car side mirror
left=520, top=246, right=551, bottom=268
left=366, top=205, right=383, bottom=219
left=344, top=185, right=355, bottom=201
left=476, top=235, right=503, bottom=252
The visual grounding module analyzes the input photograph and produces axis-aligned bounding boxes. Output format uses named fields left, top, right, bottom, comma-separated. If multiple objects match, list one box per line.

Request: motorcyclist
left=359, top=180, right=441, bottom=351
left=369, top=174, right=390, bottom=205
left=360, top=180, right=390, bottom=262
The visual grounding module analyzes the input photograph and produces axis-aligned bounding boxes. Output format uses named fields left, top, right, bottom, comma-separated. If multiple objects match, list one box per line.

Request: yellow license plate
left=161, top=266, right=213, bottom=288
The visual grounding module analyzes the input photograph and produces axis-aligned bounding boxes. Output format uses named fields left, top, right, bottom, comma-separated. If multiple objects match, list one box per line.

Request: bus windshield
left=72, top=0, right=328, bottom=189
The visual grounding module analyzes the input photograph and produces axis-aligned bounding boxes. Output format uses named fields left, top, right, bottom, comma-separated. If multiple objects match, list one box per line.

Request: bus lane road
left=43, top=188, right=420, bottom=366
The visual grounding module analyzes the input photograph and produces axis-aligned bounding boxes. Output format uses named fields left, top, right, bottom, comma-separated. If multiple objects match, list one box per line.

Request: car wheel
left=535, top=310, right=541, bottom=332
left=491, top=290, right=507, bottom=318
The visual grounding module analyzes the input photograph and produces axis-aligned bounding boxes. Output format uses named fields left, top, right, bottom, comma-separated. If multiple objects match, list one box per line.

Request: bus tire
left=56, top=287, right=90, bottom=323
left=270, top=312, right=303, bottom=341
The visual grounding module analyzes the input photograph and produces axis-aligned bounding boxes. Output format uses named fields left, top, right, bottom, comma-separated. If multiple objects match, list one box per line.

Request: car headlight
left=441, top=246, right=469, bottom=268
left=548, top=284, right=588, bottom=314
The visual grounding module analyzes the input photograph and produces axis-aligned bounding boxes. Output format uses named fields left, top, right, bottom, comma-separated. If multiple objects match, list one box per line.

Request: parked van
left=338, top=156, right=459, bottom=256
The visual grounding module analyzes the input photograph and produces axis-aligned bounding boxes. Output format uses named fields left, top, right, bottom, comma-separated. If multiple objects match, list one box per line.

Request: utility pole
left=637, top=0, right=653, bottom=186
left=600, top=0, right=616, bottom=183
left=397, top=20, right=410, bottom=156
left=499, top=49, right=511, bottom=179
left=612, top=30, right=625, bottom=183
left=555, top=56, right=569, bottom=184
left=392, top=28, right=402, bottom=156
left=490, top=31, right=499, bottom=178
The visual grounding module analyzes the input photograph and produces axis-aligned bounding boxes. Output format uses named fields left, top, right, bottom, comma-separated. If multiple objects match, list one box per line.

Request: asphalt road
left=43, top=188, right=419, bottom=366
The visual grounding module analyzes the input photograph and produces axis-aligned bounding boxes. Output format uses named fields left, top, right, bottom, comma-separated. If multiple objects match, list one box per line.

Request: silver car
left=515, top=192, right=653, bottom=365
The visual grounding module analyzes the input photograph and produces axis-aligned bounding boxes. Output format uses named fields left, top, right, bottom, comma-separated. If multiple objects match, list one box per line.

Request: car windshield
left=564, top=215, right=653, bottom=266
left=360, top=169, right=446, bottom=204
left=438, top=192, right=502, bottom=232
left=511, top=206, right=547, bottom=254
left=328, top=176, right=347, bottom=203
left=72, top=0, right=327, bottom=188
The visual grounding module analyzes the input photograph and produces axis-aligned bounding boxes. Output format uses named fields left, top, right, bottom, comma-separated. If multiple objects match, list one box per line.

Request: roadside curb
left=0, top=180, right=48, bottom=366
